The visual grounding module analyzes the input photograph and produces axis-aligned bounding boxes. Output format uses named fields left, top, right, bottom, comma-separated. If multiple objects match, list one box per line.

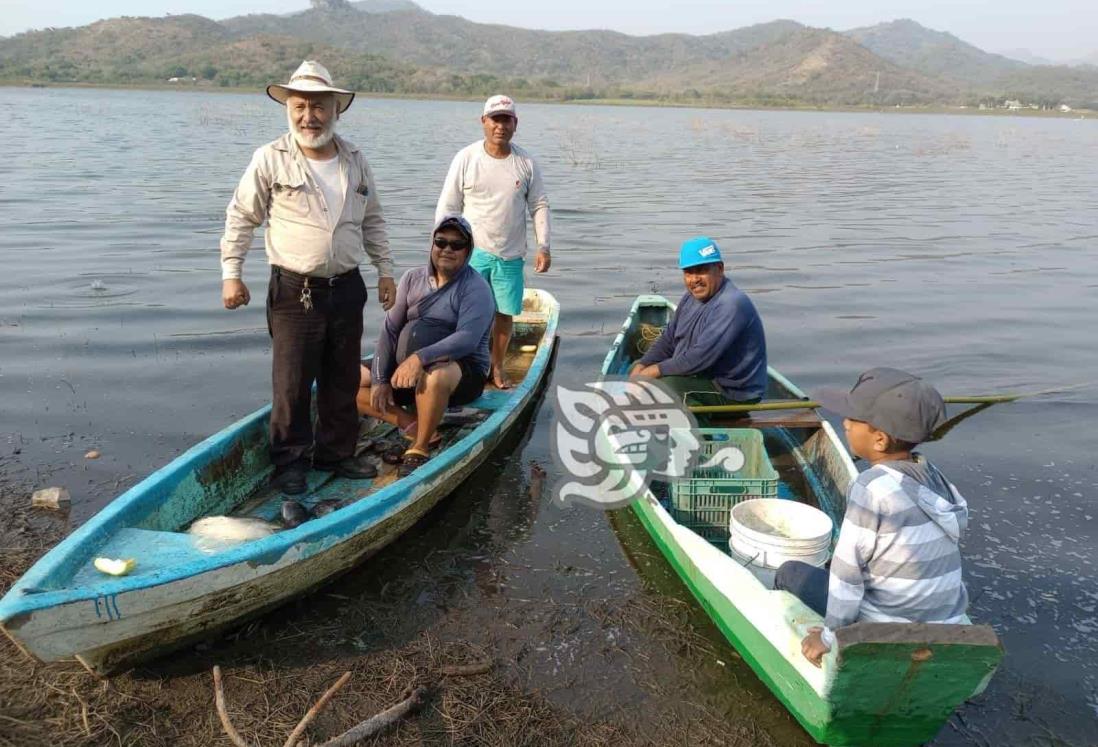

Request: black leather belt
left=271, top=266, right=359, bottom=287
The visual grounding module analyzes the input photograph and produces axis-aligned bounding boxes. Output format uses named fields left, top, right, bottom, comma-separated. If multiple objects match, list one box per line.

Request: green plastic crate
left=669, top=428, right=779, bottom=543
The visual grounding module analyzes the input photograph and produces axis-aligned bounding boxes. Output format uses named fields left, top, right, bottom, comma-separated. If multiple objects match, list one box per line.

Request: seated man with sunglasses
left=357, top=215, right=494, bottom=475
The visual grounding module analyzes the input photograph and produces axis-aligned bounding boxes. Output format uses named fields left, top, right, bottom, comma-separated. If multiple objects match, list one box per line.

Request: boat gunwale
left=0, top=290, right=560, bottom=619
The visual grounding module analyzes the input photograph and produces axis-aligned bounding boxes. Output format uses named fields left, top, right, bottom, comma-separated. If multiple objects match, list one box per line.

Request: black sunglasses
left=432, top=236, right=471, bottom=251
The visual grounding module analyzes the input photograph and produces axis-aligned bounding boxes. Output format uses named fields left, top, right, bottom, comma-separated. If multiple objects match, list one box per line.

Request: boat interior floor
left=226, top=326, right=546, bottom=527
left=54, top=311, right=554, bottom=590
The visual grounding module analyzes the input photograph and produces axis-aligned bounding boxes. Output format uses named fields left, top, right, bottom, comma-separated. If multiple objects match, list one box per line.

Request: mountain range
left=1, top=0, right=1095, bottom=109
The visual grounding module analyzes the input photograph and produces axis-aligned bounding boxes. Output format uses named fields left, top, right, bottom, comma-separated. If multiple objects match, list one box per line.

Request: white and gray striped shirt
left=822, top=457, right=969, bottom=646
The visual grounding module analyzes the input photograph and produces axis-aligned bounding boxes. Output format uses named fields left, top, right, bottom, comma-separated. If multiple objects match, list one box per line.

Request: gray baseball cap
left=434, top=213, right=474, bottom=244
left=814, top=368, right=947, bottom=444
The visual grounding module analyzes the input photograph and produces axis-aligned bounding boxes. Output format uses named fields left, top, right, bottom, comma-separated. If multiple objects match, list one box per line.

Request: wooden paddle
left=688, top=382, right=1093, bottom=438
left=689, top=394, right=1020, bottom=415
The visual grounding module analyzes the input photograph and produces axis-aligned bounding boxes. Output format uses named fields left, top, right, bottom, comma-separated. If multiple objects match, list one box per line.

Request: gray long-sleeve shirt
left=372, top=261, right=494, bottom=385
left=434, top=141, right=550, bottom=260
left=639, top=279, right=768, bottom=401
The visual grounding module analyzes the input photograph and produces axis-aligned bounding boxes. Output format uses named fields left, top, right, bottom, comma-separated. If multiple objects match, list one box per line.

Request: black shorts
left=392, top=358, right=487, bottom=409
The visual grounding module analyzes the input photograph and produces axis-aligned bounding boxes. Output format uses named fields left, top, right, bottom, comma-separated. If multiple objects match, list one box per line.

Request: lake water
left=1, top=87, right=1097, bottom=744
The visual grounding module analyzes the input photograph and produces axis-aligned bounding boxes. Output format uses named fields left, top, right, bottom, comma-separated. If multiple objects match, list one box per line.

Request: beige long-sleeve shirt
left=220, top=133, right=393, bottom=281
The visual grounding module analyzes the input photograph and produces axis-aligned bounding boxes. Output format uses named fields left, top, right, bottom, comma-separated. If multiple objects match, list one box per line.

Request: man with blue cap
left=629, top=237, right=768, bottom=403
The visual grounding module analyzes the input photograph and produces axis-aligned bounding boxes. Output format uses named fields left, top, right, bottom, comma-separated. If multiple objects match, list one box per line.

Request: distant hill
left=0, top=14, right=508, bottom=95
left=994, top=65, right=1098, bottom=109
left=998, top=48, right=1057, bottom=67
left=844, top=18, right=1024, bottom=87
left=0, top=5, right=1092, bottom=108
left=215, top=9, right=955, bottom=104
left=0, top=15, right=232, bottom=84
left=842, top=18, right=1098, bottom=107
left=349, top=0, right=422, bottom=12
left=996, top=47, right=1098, bottom=69
left=221, top=8, right=806, bottom=86
left=634, top=27, right=955, bottom=105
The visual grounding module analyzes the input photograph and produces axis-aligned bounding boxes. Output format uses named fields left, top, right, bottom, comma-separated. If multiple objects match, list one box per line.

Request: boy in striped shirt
left=774, top=368, right=970, bottom=667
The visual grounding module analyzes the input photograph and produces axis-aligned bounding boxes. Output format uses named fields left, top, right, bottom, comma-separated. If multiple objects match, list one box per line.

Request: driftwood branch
left=317, top=686, right=428, bottom=747
left=283, top=671, right=352, bottom=747
left=440, top=661, right=493, bottom=677
left=212, top=666, right=249, bottom=747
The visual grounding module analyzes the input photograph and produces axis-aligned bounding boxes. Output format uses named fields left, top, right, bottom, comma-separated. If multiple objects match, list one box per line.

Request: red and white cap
left=482, top=94, right=517, bottom=118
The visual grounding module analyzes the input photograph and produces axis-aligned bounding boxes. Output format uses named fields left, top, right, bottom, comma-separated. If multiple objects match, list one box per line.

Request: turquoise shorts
left=469, top=248, right=525, bottom=316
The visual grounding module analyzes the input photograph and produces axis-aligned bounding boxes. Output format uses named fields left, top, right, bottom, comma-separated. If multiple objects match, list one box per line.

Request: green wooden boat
left=601, top=294, right=1003, bottom=747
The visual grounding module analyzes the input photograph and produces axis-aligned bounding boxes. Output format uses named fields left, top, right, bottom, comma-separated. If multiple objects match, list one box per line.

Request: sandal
left=400, top=421, right=442, bottom=447
left=397, top=448, right=431, bottom=478
left=381, top=444, right=406, bottom=465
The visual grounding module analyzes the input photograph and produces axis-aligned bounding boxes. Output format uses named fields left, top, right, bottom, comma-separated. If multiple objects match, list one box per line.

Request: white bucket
left=728, top=545, right=780, bottom=588
left=728, top=499, right=833, bottom=578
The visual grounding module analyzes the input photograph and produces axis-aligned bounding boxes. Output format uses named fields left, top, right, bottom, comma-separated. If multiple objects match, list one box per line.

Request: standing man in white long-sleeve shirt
left=435, top=94, right=551, bottom=389
left=220, top=60, right=396, bottom=497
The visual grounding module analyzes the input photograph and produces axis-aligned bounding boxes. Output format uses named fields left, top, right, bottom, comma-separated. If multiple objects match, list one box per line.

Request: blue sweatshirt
left=638, top=278, right=768, bottom=401
left=372, top=260, right=494, bottom=386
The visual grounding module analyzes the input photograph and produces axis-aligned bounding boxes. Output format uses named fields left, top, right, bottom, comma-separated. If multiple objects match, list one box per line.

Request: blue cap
left=679, top=236, right=723, bottom=270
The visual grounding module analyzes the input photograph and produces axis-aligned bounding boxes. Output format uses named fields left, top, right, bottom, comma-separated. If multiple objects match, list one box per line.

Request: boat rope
left=635, top=323, right=665, bottom=354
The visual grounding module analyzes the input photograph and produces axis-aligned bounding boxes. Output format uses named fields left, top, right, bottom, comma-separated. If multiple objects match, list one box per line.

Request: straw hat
left=267, top=60, right=355, bottom=113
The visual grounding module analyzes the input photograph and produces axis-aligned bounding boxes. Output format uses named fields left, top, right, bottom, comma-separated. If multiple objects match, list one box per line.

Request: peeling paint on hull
left=80, top=447, right=484, bottom=674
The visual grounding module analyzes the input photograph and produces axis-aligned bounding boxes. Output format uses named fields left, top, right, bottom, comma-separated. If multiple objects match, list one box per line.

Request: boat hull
left=6, top=431, right=494, bottom=673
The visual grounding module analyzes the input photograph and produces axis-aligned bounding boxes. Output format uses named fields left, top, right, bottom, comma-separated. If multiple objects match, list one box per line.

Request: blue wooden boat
left=0, top=289, right=559, bottom=675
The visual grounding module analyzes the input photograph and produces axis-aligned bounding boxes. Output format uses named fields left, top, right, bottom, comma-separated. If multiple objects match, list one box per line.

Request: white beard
left=287, top=109, right=337, bottom=150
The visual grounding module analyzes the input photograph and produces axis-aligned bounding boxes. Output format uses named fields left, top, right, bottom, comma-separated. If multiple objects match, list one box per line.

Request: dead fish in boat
left=188, top=516, right=280, bottom=553
left=312, top=499, right=342, bottom=518
left=281, top=499, right=310, bottom=528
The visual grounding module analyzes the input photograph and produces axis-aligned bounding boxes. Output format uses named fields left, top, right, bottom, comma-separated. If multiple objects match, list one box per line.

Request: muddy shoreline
left=3, top=439, right=1093, bottom=746
left=0, top=440, right=790, bottom=747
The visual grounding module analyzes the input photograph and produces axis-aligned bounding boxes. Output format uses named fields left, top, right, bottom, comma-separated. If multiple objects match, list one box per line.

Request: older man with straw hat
left=220, top=60, right=395, bottom=497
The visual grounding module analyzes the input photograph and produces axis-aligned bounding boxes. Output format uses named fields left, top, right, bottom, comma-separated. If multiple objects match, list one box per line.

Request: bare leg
left=410, top=362, right=461, bottom=453
left=356, top=364, right=414, bottom=429
left=490, top=312, right=514, bottom=389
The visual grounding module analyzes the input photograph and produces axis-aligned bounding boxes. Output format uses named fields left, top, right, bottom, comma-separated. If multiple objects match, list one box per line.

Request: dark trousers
left=658, top=375, right=761, bottom=407
left=773, top=560, right=829, bottom=617
left=266, top=266, right=366, bottom=468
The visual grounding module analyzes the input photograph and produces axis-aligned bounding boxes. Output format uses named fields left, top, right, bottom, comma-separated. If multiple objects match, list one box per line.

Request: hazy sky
left=2, top=0, right=1095, bottom=60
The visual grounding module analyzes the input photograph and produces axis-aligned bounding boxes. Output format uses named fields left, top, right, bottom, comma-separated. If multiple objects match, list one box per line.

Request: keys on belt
left=273, top=267, right=353, bottom=312
left=299, top=278, right=313, bottom=312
